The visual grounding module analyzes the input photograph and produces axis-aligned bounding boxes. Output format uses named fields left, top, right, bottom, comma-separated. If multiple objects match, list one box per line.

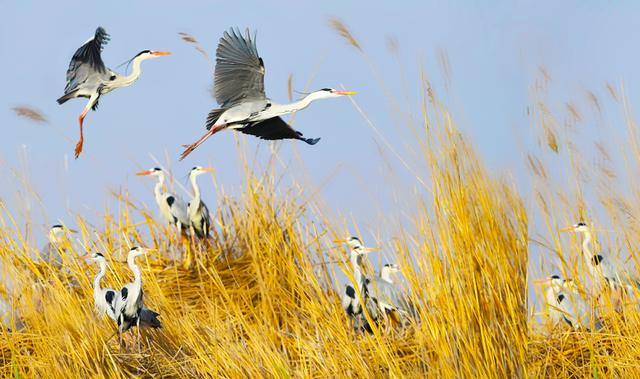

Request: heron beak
left=533, top=278, right=551, bottom=286
left=152, top=51, right=172, bottom=56
left=559, top=226, right=574, bottom=233
left=333, top=239, right=348, bottom=244
left=67, top=228, right=78, bottom=234
left=136, top=170, right=153, bottom=176
left=334, top=90, right=357, bottom=96
left=201, top=167, right=215, bottom=173
left=79, top=254, right=91, bottom=261
left=361, top=247, right=380, bottom=253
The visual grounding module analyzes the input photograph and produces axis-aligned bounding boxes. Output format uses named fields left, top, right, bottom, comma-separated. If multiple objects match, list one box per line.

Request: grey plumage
left=179, top=27, right=355, bottom=160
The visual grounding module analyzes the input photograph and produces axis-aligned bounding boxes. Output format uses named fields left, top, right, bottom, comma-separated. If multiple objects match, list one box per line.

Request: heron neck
left=154, top=174, right=165, bottom=204
left=285, top=92, right=324, bottom=113
left=190, top=174, right=201, bottom=205
left=94, top=261, right=107, bottom=293
left=381, top=271, right=393, bottom=283
left=350, top=253, right=364, bottom=288
left=127, top=255, right=142, bottom=287
left=581, top=231, right=593, bottom=260
left=114, top=56, right=146, bottom=87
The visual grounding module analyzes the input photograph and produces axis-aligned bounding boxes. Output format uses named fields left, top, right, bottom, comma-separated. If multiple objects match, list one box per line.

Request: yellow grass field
left=2, top=21, right=640, bottom=379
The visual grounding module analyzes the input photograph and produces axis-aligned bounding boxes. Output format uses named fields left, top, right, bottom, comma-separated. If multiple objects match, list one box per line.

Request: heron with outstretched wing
left=57, top=27, right=171, bottom=158
left=180, top=27, right=356, bottom=160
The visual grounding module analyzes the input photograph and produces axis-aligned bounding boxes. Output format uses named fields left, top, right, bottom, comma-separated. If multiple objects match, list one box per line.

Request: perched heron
left=83, top=252, right=160, bottom=329
left=180, top=27, right=356, bottom=160
left=187, top=166, right=213, bottom=239
left=336, top=237, right=379, bottom=333
left=83, top=252, right=119, bottom=321
left=41, top=224, right=77, bottom=265
left=561, top=222, right=640, bottom=300
left=366, top=263, right=418, bottom=328
left=536, top=275, right=602, bottom=331
left=136, top=167, right=189, bottom=235
left=113, top=247, right=161, bottom=351
left=57, top=27, right=171, bottom=158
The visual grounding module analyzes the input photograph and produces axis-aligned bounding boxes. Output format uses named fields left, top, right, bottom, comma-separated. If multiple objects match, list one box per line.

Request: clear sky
left=2, top=1, right=640, bottom=295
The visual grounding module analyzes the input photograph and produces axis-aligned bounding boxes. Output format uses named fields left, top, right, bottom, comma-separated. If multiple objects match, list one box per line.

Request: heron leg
left=179, top=124, right=227, bottom=160
left=75, top=96, right=97, bottom=159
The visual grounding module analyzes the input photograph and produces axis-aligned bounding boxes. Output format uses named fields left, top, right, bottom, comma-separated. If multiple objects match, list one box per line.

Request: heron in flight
left=41, top=224, right=77, bottom=265
left=57, top=27, right=171, bottom=158
left=337, top=237, right=379, bottom=333
left=536, top=275, right=602, bottom=331
left=180, top=27, right=356, bottom=160
left=187, top=166, right=213, bottom=239
left=113, top=247, right=161, bottom=351
left=136, top=167, right=189, bottom=237
left=560, top=222, right=640, bottom=305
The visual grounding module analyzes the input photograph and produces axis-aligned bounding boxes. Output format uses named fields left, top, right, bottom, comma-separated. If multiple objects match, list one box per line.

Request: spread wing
left=63, top=27, right=110, bottom=94
left=239, top=117, right=320, bottom=145
left=214, top=28, right=266, bottom=107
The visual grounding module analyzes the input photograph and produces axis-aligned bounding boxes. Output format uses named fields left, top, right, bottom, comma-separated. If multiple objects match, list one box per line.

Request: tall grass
left=1, top=23, right=639, bottom=379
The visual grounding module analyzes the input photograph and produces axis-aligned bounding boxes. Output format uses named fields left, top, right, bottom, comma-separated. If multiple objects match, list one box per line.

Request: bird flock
left=8, top=24, right=625, bottom=354
left=537, top=222, right=640, bottom=331
left=3, top=25, right=413, bottom=349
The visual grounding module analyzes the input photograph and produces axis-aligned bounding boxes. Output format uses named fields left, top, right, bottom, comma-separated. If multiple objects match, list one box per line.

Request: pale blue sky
left=2, top=1, right=640, bottom=294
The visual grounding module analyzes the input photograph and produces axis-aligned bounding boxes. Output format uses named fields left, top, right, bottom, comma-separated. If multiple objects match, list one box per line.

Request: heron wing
left=215, top=28, right=266, bottom=107
left=239, top=117, right=320, bottom=145
left=63, top=27, right=110, bottom=94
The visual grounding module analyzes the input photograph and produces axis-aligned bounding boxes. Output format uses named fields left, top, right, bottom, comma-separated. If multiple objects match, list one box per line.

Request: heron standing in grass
left=536, top=275, right=602, bottom=331
left=136, top=167, right=190, bottom=237
left=179, top=27, right=356, bottom=159
left=366, top=263, right=419, bottom=330
left=337, top=237, right=379, bottom=333
left=561, top=222, right=640, bottom=307
left=113, top=247, right=161, bottom=351
left=57, top=27, right=171, bottom=158
left=41, top=224, right=77, bottom=265
left=187, top=167, right=213, bottom=239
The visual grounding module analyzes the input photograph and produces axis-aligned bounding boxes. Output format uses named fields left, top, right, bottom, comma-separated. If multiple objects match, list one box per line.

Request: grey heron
left=83, top=252, right=160, bottom=330
left=187, top=166, right=212, bottom=239
left=136, top=167, right=190, bottom=236
left=336, top=237, right=379, bottom=333
left=560, top=222, right=640, bottom=303
left=536, top=275, right=602, bottom=331
left=82, top=252, right=119, bottom=321
left=113, top=247, right=161, bottom=351
left=179, top=27, right=356, bottom=160
left=366, top=263, right=418, bottom=329
left=41, top=224, right=77, bottom=265
left=57, top=27, right=171, bottom=158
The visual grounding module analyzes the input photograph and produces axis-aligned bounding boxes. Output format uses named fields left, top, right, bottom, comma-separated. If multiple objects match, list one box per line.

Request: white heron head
left=48, top=224, right=77, bottom=244
left=560, top=221, right=589, bottom=234
left=126, top=246, right=152, bottom=261
left=136, top=167, right=165, bottom=178
left=311, top=88, right=357, bottom=100
left=335, top=237, right=379, bottom=256
left=133, top=50, right=172, bottom=61
left=82, top=252, right=106, bottom=264
left=382, top=263, right=401, bottom=274
left=189, top=166, right=214, bottom=178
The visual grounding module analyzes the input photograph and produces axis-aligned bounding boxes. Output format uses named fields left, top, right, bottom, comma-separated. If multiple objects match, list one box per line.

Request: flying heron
left=179, top=27, right=356, bottom=160
left=113, top=247, right=161, bottom=351
left=536, top=275, right=602, bottom=331
left=337, top=237, right=379, bottom=333
left=57, top=27, right=171, bottom=158
left=560, top=222, right=640, bottom=306
left=41, top=224, right=77, bottom=265
left=136, top=167, right=190, bottom=237
left=187, top=166, right=213, bottom=239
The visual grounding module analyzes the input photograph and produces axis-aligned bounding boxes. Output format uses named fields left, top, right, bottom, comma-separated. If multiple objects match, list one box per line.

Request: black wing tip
left=304, top=137, right=321, bottom=145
